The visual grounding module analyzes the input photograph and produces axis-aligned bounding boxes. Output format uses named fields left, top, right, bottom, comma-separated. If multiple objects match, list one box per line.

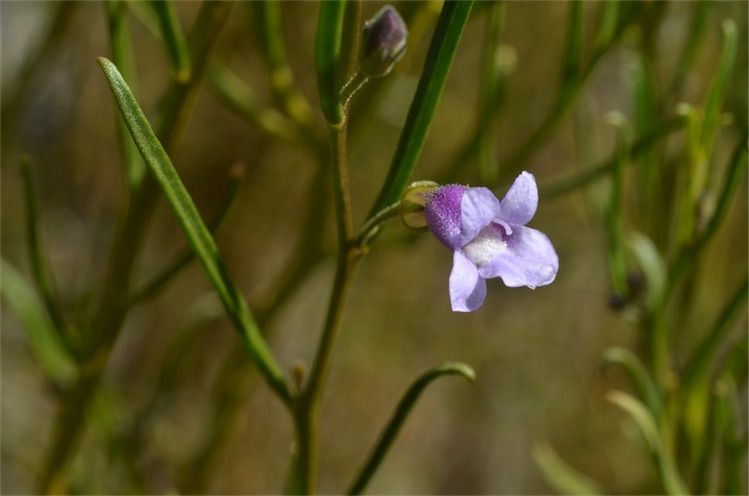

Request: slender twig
left=19, top=156, right=70, bottom=346
left=539, top=117, right=685, bottom=199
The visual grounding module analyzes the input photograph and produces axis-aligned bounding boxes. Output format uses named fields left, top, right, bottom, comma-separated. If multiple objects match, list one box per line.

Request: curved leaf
left=533, top=442, right=603, bottom=495
left=347, top=362, right=475, bottom=494
left=602, top=347, right=661, bottom=417
left=608, top=390, right=687, bottom=495
left=1, top=259, right=77, bottom=387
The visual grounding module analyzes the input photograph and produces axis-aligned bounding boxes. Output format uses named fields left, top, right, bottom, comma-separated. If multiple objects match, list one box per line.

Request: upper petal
left=478, top=225, right=558, bottom=289
left=498, top=171, right=538, bottom=226
left=460, top=187, right=501, bottom=246
left=449, top=251, right=487, bottom=312
left=425, top=185, right=465, bottom=250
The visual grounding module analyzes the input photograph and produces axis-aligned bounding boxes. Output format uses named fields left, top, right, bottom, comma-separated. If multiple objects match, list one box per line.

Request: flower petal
left=425, top=185, right=465, bottom=250
left=478, top=225, right=558, bottom=289
left=449, top=251, right=487, bottom=312
left=460, top=187, right=500, bottom=246
left=498, top=171, right=538, bottom=226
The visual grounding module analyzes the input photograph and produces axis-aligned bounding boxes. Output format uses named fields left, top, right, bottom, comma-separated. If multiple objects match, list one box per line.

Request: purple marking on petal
left=425, top=184, right=465, bottom=250
left=478, top=225, right=558, bottom=289
left=498, top=171, right=538, bottom=226
left=459, top=187, right=501, bottom=246
left=449, top=251, right=487, bottom=312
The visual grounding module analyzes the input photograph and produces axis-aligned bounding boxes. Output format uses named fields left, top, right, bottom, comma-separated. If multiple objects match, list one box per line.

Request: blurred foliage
left=1, top=1, right=747, bottom=494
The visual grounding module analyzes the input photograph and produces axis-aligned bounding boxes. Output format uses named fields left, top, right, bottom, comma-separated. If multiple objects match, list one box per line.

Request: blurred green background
left=1, top=1, right=747, bottom=494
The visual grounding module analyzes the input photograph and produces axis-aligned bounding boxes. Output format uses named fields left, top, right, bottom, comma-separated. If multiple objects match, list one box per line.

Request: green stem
left=295, top=122, right=360, bottom=494
left=340, top=71, right=369, bottom=107
left=539, top=117, right=685, bottom=199
left=19, top=156, right=69, bottom=345
left=354, top=201, right=402, bottom=248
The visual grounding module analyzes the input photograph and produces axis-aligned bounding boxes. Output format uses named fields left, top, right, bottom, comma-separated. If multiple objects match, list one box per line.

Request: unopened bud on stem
left=360, top=5, right=408, bottom=78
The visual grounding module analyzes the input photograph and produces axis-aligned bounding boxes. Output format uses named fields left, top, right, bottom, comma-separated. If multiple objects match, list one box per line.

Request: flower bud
left=360, top=5, right=408, bottom=78
left=399, top=180, right=439, bottom=231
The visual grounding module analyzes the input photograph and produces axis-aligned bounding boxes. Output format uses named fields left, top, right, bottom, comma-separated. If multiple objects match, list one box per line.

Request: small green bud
left=360, top=5, right=408, bottom=78
left=399, top=180, right=439, bottom=231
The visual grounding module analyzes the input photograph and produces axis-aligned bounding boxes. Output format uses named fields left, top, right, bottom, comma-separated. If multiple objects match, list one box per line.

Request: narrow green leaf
left=1, top=259, right=77, bottom=387
left=561, top=0, right=583, bottom=92
left=540, top=116, right=685, bottom=199
left=604, top=115, right=629, bottom=296
left=208, top=64, right=302, bottom=143
left=684, top=278, right=748, bottom=388
left=718, top=370, right=747, bottom=495
left=150, top=0, right=191, bottom=81
left=608, top=391, right=688, bottom=495
left=315, top=0, right=346, bottom=125
left=602, top=347, right=662, bottom=418
left=593, top=1, right=619, bottom=54
left=697, top=131, right=747, bottom=250
left=631, top=53, right=657, bottom=219
left=249, top=1, right=312, bottom=124
left=19, top=156, right=67, bottom=336
left=367, top=0, right=474, bottom=217
left=97, top=57, right=291, bottom=405
left=627, top=232, right=666, bottom=312
left=670, top=1, right=709, bottom=94
left=533, top=442, right=603, bottom=495
left=700, top=20, right=737, bottom=147
left=347, top=362, right=475, bottom=494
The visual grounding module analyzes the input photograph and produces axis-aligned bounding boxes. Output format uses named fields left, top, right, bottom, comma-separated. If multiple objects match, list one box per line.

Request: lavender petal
left=498, top=171, right=538, bottom=226
left=478, top=225, right=558, bottom=289
left=459, top=187, right=501, bottom=246
left=449, top=251, right=487, bottom=312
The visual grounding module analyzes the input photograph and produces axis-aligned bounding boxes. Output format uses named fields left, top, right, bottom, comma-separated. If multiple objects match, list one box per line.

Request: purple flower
left=424, top=171, right=558, bottom=312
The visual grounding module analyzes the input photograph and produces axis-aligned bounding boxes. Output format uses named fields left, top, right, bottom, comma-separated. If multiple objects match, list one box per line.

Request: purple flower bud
left=424, top=172, right=559, bottom=312
left=361, top=5, right=408, bottom=78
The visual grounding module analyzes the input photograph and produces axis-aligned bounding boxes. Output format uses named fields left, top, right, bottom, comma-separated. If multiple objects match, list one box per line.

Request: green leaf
left=367, top=0, right=474, bottom=217
left=681, top=278, right=747, bottom=462
left=314, top=0, right=346, bottom=125
left=608, top=390, right=688, bottom=495
left=593, top=1, right=619, bottom=54
left=561, top=0, right=583, bottom=92
left=347, top=362, right=475, bottom=494
left=249, top=1, right=312, bottom=125
left=602, top=347, right=661, bottom=418
left=150, top=0, right=191, bottom=81
left=626, top=232, right=666, bottom=312
left=540, top=116, right=685, bottom=199
left=19, top=156, right=68, bottom=336
left=1, top=259, right=77, bottom=387
left=533, top=442, right=603, bottom=495
left=700, top=20, right=737, bottom=147
left=97, top=57, right=291, bottom=405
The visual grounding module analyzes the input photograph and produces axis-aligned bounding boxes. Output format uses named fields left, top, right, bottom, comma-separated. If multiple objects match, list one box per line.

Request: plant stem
left=295, top=122, right=360, bottom=494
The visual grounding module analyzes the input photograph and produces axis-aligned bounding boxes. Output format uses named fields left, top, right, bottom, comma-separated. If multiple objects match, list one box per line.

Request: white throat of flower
left=462, top=225, right=507, bottom=268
